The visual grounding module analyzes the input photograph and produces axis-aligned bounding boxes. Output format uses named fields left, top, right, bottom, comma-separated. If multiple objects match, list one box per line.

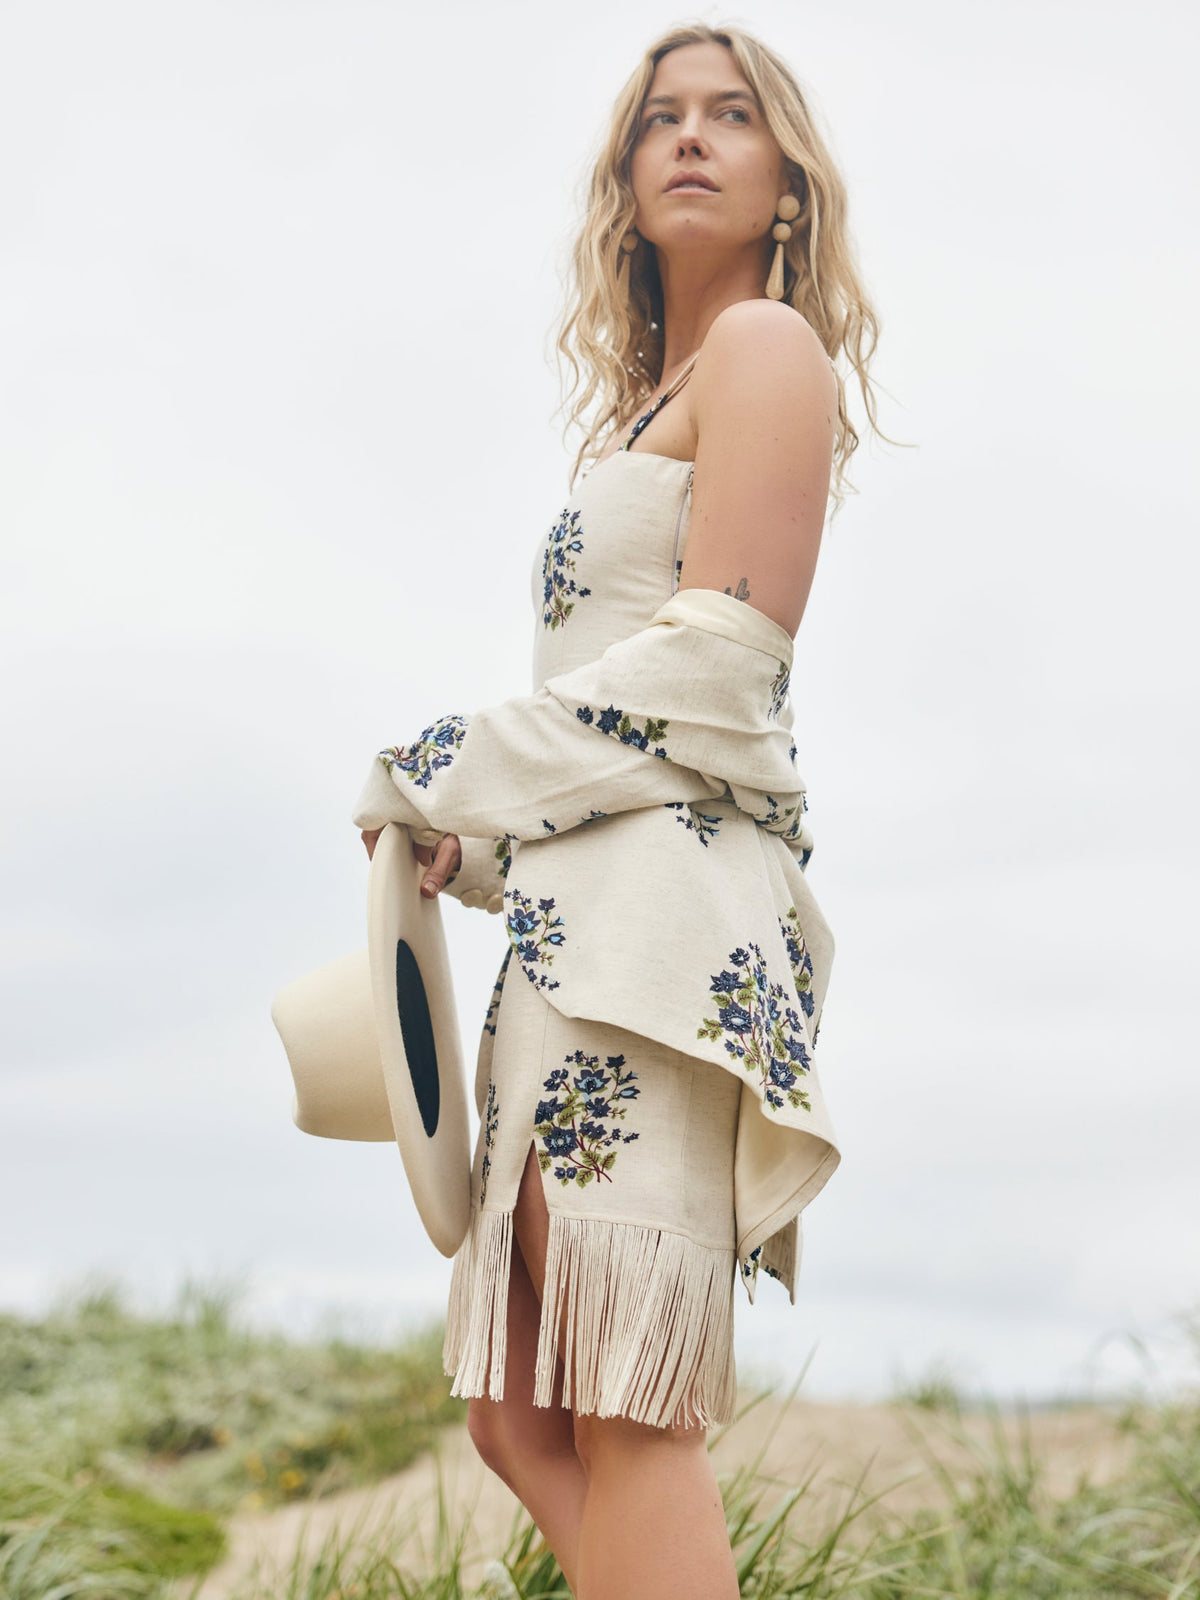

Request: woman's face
left=629, top=41, right=786, bottom=261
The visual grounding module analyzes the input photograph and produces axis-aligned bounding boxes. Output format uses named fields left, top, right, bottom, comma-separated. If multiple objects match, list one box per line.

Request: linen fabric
left=443, top=939, right=745, bottom=1429
left=351, top=445, right=842, bottom=1422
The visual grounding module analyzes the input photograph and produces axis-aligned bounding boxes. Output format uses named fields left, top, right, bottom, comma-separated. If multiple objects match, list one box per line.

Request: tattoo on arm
left=723, top=577, right=751, bottom=602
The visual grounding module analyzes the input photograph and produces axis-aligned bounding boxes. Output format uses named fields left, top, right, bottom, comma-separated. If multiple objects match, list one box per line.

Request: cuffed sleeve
left=442, top=834, right=511, bottom=914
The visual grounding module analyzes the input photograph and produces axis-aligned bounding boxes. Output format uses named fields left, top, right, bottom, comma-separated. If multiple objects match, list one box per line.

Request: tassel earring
left=766, top=194, right=801, bottom=301
left=617, top=230, right=639, bottom=284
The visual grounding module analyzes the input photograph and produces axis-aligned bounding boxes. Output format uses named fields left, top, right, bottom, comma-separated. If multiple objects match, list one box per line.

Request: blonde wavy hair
left=554, top=21, right=897, bottom=516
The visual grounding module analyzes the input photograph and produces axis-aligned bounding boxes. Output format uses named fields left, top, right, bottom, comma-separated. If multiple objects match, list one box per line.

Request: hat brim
left=367, top=821, right=472, bottom=1258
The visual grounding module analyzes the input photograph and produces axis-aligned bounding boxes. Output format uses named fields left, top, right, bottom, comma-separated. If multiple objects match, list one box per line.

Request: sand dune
left=184, top=1390, right=1137, bottom=1597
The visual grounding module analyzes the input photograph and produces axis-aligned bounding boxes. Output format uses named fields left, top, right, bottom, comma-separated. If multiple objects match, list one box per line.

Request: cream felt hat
left=270, top=821, right=472, bottom=1258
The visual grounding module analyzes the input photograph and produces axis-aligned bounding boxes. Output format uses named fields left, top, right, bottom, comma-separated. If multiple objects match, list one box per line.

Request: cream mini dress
left=444, top=359, right=754, bottom=1432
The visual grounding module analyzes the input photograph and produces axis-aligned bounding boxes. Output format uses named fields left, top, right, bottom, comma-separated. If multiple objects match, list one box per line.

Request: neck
left=653, top=238, right=775, bottom=371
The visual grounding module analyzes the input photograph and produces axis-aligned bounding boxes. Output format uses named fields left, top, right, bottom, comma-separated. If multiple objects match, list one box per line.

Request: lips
left=665, top=171, right=718, bottom=192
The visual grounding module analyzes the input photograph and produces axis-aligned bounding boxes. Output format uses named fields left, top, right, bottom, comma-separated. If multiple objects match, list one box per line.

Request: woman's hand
left=359, top=826, right=463, bottom=899
left=414, top=832, right=462, bottom=897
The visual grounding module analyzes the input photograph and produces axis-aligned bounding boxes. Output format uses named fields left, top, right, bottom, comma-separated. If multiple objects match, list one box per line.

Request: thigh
left=514, top=1136, right=575, bottom=1364
left=514, top=1139, right=550, bottom=1300
left=470, top=1164, right=575, bottom=1452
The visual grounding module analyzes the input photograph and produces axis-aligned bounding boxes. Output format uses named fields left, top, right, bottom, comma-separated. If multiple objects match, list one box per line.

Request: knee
left=467, top=1398, right=517, bottom=1485
left=572, top=1409, right=707, bottom=1475
left=467, top=1396, right=581, bottom=1489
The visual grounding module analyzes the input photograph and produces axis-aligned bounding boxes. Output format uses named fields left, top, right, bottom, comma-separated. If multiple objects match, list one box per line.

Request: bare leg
left=466, top=1144, right=587, bottom=1590
left=573, top=1412, right=738, bottom=1600
left=468, top=1142, right=738, bottom=1599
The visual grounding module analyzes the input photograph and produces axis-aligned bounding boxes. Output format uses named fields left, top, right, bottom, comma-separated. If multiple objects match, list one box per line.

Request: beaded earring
left=766, top=194, right=801, bottom=301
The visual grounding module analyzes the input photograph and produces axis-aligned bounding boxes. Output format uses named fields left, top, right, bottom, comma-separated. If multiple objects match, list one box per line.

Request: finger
left=438, top=833, right=463, bottom=875
left=420, top=858, right=443, bottom=895
left=420, top=833, right=462, bottom=898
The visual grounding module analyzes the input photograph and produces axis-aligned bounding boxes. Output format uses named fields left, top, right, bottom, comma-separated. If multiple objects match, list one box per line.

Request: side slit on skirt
left=442, top=955, right=742, bottom=1431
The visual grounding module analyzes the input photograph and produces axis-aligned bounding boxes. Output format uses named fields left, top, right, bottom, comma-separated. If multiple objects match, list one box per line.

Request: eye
left=643, top=106, right=752, bottom=128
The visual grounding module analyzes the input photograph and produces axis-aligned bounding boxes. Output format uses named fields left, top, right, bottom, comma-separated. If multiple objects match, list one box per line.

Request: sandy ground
left=178, top=1388, right=1138, bottom=1598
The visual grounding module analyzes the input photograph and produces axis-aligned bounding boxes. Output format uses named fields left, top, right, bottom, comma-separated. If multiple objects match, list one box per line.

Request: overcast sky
left=2, top=0, right=1197, bottom=1407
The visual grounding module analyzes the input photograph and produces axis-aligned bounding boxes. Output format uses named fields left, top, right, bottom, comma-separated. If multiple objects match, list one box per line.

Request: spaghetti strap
left=621, top=352, right=700, bottom=452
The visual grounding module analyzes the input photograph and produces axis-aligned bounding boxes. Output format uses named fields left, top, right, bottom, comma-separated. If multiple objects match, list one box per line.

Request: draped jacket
left=352, top=584, right=841, bottom=1300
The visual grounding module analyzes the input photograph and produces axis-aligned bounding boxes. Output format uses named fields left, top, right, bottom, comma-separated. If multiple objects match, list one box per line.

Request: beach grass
left=186, top=1368, right=1200, bottom=1600
left=2, top=1276, right=1198, bottom=1598
left=0, top=1273, right=465, bottom=1595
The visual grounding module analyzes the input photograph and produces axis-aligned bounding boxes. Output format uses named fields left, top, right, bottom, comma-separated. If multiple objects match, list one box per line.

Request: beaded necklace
left=619, top=353, right=701, bottom=452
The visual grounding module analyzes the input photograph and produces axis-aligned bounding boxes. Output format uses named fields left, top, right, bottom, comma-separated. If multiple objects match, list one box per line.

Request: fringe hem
left=442, top=1206, right=737, bottom=1431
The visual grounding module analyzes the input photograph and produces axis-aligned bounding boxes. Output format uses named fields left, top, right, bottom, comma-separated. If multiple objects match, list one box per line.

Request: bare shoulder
left=705, top=295, right=824, bottom=349
left=693, top=300, right=836, bottom=417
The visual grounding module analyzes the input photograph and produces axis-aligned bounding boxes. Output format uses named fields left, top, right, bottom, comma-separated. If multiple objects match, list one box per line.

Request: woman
left=356, top=21, right=885, bottom=1600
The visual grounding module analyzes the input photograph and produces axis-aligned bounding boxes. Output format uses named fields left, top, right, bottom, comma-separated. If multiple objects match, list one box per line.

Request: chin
left=652, top=218, right=734, bottom=252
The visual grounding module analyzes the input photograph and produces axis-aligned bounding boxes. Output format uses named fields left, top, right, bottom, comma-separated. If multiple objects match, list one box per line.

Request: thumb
left=420, top=834, right=462, bottom=897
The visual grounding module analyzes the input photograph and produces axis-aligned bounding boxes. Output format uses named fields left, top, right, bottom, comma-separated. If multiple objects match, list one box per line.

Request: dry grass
left=3, top=1276, right=1199, bottom=1599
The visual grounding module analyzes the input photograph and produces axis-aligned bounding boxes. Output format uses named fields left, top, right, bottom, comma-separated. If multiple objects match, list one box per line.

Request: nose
left=673, top=109, right=709, bottom=158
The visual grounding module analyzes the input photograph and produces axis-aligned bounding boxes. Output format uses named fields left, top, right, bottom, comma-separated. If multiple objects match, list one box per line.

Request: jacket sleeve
left=772, top=686, right=815, bottom=873
left=438, top=833, right=512, bottom=915
left=351, top=587, right=811, bottom=859
left=350, top=696, right=727, bottom=844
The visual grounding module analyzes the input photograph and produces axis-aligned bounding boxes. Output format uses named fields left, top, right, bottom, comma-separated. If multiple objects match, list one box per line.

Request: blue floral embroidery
left=698, top=941, right=813, bottom=1112
left=751, top=792, right=804, bottom=836
left=379, top=713, right=467, bottom=790
left=504, top=889, right=565, bottom=991
left=575, top=703, right=669, bottom=759
left=768, top=661, right=790, bottom=721
left=480, top=1080, right=500, bottom=1203
left=542, top=507, right=593, bottom=630
left=778, top=905, right=816, bottom=1019
left=468, top=837, right=514, bottom=891
left=535, top=1051, right=641, bottom=1187
left=542, top=818, right=557, bottom=834
left=664, top=799, right=723, bottom=847
left=741, top=1244, right=783, bottom=1288
left=482, top=945, right=512, bottom=1038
